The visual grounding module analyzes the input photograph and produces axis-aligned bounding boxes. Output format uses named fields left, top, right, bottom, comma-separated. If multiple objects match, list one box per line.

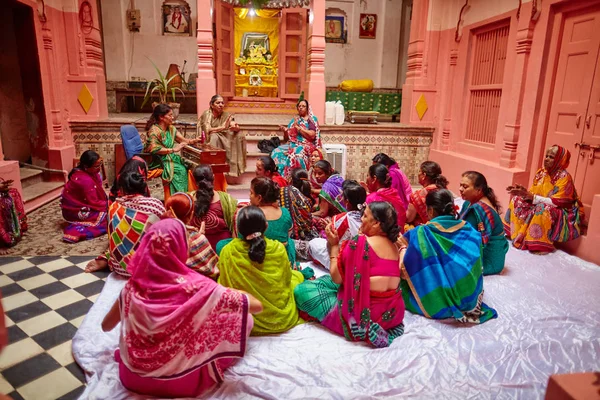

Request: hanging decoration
left=221, top=0, right=310, bottom=9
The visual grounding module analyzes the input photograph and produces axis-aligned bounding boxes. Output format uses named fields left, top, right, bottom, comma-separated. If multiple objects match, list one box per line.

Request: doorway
left=544, top=4, right=600, bottom=222
left=0, top=0, right=48, bottom=167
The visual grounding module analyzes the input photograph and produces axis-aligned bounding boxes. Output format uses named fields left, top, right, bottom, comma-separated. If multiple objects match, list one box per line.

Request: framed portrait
left=162, top=0, right=192, bottom=36
left=359, top=13, right=377, bottom=39
left=241, top=33, right=270, bottom=57
left=325, top=15, right=347, bottom=44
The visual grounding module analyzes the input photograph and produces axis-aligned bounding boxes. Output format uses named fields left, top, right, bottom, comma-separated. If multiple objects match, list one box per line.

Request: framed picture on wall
left=162, top=0, right=192, bottom=36
left=359, top=14, right=377, bottom=39
left=325, top=15, right=347, bottom=44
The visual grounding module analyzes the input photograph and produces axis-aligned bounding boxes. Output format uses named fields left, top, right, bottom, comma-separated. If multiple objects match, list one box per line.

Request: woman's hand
left=396, top=235, right=408, bottom=249
left=198, top=221, right=206, bottom=235
left=507, top=184, right=532, bottom=200
left=359, top=181, right=369, bottom=193
left=172, top=143, right=184, bottom=153
left=278, top=125, right=287, bottom=132
left=325, top=222, right=340, bottom=247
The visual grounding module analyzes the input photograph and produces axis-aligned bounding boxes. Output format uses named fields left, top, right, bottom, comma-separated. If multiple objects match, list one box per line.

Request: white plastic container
left=325, top=101, right=335, bottom=125
left=334, top=101, right=345, bottom=125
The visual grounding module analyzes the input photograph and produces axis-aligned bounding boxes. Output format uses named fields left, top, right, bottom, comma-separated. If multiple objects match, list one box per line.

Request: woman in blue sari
left=271, top=99, right=321, bottom=179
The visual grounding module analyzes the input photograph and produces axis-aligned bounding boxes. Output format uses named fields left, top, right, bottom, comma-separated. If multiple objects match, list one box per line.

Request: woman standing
left=459, top=171, right=508, bottom=275
left=400, top=189, right=497, bottom=324
left=199, top=95, right=246, bottom=181
left=61, top=150, right=108, bottom=243
left=101, top=219, right=261, bottom=398
left=504, top=145, right=584, bottom=254
left=295, top=202, right=405, bottom=348
left=406, top=161, right=448, bottom=227
left=271, top=99, right=322, bottom=178
left=365, top=164, right=406, bottom=230
left=145, top=104, right=199, bottom=198
left=372, top=153, right=412, bottom=209
left=218, top=206, right=304, bottom=335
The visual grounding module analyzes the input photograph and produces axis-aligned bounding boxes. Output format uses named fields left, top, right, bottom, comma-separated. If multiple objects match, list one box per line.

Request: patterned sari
left=199, top=109, right=246, bottom=177
left=295, top=235, right=405, bottom=348
left=104, top=195, right=166, bottom=277
left=280, top=186, right=315, bottom=240
left=117, top=219, right=252, bottom=398
left=366, top=187, right=407, bottom=231
left=503, top=145, right=584, bottom=252
left=145, top=124, right=193, bottom=194
left=388, top=163, right=413, bottom=209
left=313, top=174, right=347, bottom=232
left=460, top=201, right=508, bottom=275
left=308, top=211, right=362, bottom=270
left=61, top=169, right=108, bottom=243
left=186, top=225, right=219, bottom=279
left=0, top=186, right=27, bottom=247
left=218, top=237, right=304, bottom=335
left=400, top=216, right=497, bottom=323
left=271, top=113, right=322, bottom=178
left=408, top=184, right=439, bottom=227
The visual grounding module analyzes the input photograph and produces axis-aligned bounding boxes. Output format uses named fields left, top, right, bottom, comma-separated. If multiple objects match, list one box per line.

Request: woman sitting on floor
left=145, top=103, right=200, bottom=199
left=399, top=189, right=497, bottom=324
left=163, top=192, right=219, bottom=278
left=280, top=168, right=316, bottom=241
left=189, top=165, right=237, bottom=251
left=312, top=160, right=346, bottom=232
left=372, top=153, right=412, bottom=209
left=459, top=171, right=508, bottom=275
left=308, top=146, right=325, bottom=199
left=256, top=156, right=288, bottom=187
left=101, top=219, right=262, bottom=398
left=61, top=150, right=108, bottom=243
left=309, top=180, right=366, bottom=269
left=218, top=206, right=304, bottom=335
left=365, top=163, right=406, bottom=231
left=295, top=201, right=405, bottom=348
left=85, top=167, right=165, bottom=275
left=406, top=161, right=448, bottom=228
left=504, top=145, right=584, bottom=254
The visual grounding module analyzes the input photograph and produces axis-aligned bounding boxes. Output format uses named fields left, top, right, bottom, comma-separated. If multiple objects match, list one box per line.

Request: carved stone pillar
left=196, top=0, right=217, bottom=115
left=307, top=0, right=326, bottom=121
left=500, top=17, right=536, bottom=167
left=41, top=23, right=64, bottom=148
left=441, top=48, right=458, bottom=150
left=405, top=0, right=428, bottom=81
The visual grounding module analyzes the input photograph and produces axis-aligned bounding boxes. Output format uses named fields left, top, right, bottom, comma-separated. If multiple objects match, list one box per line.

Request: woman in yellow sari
left=504, top=145, right=584, bottom=254
left=218, top=206, right=304, bottom=335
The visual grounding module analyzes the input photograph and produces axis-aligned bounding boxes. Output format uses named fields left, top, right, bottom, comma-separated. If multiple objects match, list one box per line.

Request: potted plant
left=141, top=58, right=185, bottom=119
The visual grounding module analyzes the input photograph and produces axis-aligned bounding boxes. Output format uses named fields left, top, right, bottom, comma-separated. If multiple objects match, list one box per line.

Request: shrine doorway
left=215, top=1, right=307, bottom=103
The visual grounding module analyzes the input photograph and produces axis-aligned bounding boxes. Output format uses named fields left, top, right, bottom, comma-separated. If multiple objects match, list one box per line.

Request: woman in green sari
left=218, top=206, right=304, bottom=335
left=144, top=104, right=199, bottom=198
left=458, top=171, right=508, bottom=275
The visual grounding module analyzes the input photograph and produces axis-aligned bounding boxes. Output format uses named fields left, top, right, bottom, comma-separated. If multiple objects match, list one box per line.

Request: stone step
left=19, top=168, right=44, bottom=189
left=22, top=181, right=65, bottom=213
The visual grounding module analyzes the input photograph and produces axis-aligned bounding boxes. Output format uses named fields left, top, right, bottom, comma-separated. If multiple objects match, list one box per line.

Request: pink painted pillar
left=196, top=0, right=217, bottom=115
left=500, top=4, right=537, bottom=168
left=307, top=0, right=326, bottom=122
left=440, top=48, right=458, bottom=150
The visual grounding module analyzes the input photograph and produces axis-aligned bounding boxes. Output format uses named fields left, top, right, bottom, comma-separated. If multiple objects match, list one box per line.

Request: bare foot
left=0, top=248, right=13, bottom=256
left=85, top=259, right=108, bottom=273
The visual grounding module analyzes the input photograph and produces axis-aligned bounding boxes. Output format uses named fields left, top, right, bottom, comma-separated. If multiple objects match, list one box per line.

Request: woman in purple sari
left=61, top=150, right=108, bottom=243
left=295, top=201, right=405, bottom=348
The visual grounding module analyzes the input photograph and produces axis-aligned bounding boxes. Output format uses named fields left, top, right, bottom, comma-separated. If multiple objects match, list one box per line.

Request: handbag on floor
left=257, top=137, right=281, bottom=154
left=0, top=178, right=27, bottom=247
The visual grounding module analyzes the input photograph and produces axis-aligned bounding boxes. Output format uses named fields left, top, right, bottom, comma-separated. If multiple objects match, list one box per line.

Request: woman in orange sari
left=406, top=161, right=448, bottom=228
left=504, top=145, right=584, bottom=254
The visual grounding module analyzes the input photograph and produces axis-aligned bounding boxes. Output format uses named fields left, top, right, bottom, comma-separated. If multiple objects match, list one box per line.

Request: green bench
left=326, top=91, right=402, bottom=122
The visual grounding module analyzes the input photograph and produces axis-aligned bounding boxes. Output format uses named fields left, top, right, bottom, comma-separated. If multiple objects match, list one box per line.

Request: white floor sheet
left=73, top=247, right=600, bottom=399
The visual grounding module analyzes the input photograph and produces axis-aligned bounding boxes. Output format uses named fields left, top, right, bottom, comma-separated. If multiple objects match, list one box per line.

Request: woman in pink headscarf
left=101, top=219, right=262, bottom=398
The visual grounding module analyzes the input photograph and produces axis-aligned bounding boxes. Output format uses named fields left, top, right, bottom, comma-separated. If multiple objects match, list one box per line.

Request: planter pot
left=151, top=102, right=181, bottom=120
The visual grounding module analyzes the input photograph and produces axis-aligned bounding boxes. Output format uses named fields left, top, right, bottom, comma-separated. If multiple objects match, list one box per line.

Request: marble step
left=19, top=168, right=44, bottom=189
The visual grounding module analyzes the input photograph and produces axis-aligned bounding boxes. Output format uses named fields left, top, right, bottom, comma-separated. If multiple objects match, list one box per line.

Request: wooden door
left=215, top=1, right=235, bottom=97
left=544, top=8, right=600, bottom=180
left=279, top=8, right=307, bottom=99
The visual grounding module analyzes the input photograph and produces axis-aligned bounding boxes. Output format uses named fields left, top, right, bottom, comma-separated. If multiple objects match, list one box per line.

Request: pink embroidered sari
left=366, top=187, right=407, bottom=232
left=117, top=219, right=252, bottom=398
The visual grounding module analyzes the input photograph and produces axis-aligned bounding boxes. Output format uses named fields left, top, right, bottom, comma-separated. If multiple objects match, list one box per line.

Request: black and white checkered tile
left=0, top=256, right=108, bottom=400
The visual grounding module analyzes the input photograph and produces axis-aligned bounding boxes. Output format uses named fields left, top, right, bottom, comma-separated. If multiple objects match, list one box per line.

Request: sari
left=103, top=195, right=166, bottom=277
left=271, top=112, right=322, bottom=178
left=186, top=225, right=219, bottom=279
left=460, top=200, right=508, bottom=275
left=271, top=172, right=289, bottom=188
left=0, top=186, right=27, bottom=247
left=280, top=186, right=315, bottom=240
left=218, top=237, right=304, bottom=335
left=295, top=235, right=405, bottom=348
left=190, top=191, right=237, bottom=250
left=503, top=145, right=584, bottom=252
left=117, top=219, right=252, bottom=398
left=308, top=211, right=362, bottom=270
left=61, top=169, right=108, bottom=243
left=145, top=124, right=194, bottom=194
left=400, top=216, right=497, bottom=323
left=313, top=174, right=346, bottom=232
left=408, top=184, right=439, bottom=227
left=199, top=109, right=246, bottom=177
left=388, top=163, right=413, bottom=209
left=366, top=187, right=407, bottom=231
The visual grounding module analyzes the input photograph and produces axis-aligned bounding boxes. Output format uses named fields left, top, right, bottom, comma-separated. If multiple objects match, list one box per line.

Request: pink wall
left=403, top=0, right=600, bottom=265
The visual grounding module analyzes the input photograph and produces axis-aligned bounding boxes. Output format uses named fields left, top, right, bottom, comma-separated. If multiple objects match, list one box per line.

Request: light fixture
left=249, top=8, right=256, bottom=16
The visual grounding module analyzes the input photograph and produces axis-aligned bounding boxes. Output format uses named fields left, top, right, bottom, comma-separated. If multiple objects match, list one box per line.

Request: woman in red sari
left=61, top=150, right=108, bottom=243
left=255, top=156, right=288, bottom=187
left=406, top=161, right=448, bottom=227
left=365, top=164, right=406, bottom=231
left=101, top=219, right=262, bottom=398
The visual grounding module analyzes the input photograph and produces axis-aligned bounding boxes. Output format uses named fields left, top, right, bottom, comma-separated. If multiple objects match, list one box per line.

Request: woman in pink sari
left=372, top=153, right=412, bottom=209
left=61, top=150, right=108, bottom=243
left=365, top=164, right=406, bottom=231
left=101, top=219, right=262, bottom=398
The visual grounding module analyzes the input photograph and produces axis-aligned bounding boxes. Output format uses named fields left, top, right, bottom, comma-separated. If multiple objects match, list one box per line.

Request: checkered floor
left=0, top=256, right=108, bottom=400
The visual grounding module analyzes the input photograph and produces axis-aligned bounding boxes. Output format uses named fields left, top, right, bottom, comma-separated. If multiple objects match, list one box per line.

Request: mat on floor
left=73, top=248, right=600, bottom=399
